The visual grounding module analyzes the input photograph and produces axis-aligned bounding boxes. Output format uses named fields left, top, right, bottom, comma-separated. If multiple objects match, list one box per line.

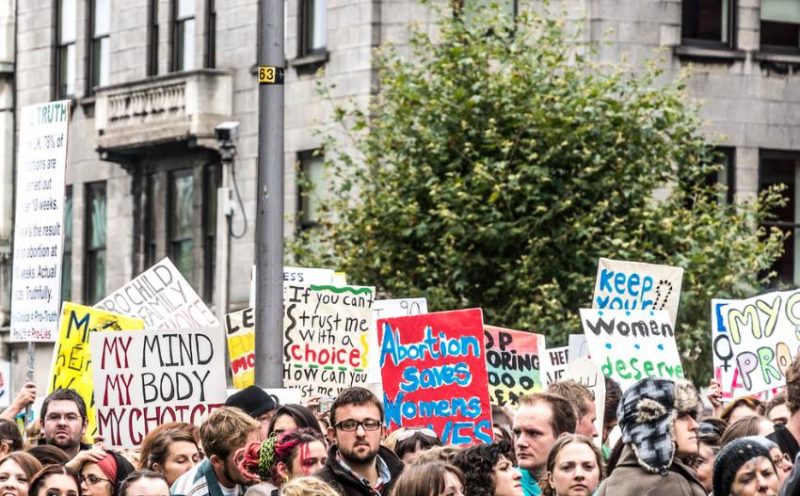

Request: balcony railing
left=95, top=69, right=233, bottom=152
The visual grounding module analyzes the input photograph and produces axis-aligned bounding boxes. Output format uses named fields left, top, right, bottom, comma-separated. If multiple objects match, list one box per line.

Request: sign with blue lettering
left=581, top=309, right=684, bottom=391
left=592, top=258, right=684, bottom=325
left=378, top=308, right=493, bottom=446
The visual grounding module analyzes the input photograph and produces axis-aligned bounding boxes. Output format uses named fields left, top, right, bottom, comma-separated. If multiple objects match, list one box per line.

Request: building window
left=169, top=169, right=194, bottom=285
left=297, top=151, right=326, bottom=229
left=761, top=0, right=800, bottom=51
left=56, top=0, right=77, bottom=98
left=204, top=0, right=216, bottom=68
left=144, top=174, right=158, bottom=268
left=173, top=0, right=195, bottom=71
left=298, top=0, right=326, bottom=57
left=202, top=165, right=219, bottom=300
left=85, top=182, right=107, bottom=304
left=147, top=0, right=159, bottom=76
left=760, top=152, right=800, bottom=286
left=706, top=147, right=736, bottom=204
left=88, top=0, right=111, bottom=92
left=62, top=186, right=73, bottom=301
left=682, top=0, right=735, bottom=47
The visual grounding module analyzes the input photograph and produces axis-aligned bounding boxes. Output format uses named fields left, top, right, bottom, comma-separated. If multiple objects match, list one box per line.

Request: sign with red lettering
left=378, top=309, right=493, bottom=445
left=283, top=284, right=375, bottom=399
left=89, top=327, right=227, bottom=448
left=484, top=326, right=545, bottom=407
left=94, top=258, right=219, bottom=330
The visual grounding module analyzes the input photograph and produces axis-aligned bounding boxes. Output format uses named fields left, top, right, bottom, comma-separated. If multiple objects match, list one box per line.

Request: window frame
left=204, top=0, right=216, bottom=68
left=54, top=0, right=77, bottom=99
left=171, top=0, right=196, bottom=72
left=87, top=0, right=111, bottom=94
left=681, top=0, right=737, bottom=50
left=83, top=181, right=107, bottom=304
left=297, top=149, right=326, bottom=231
left=147, top=0, right=159, bottom=76
left=759, top=0, right=800, bottom=55
left=297, top=0, right=327, bottom=58
left=759, top=150, right=800, bottom=286
left=167, top=168, right=195, bottom=285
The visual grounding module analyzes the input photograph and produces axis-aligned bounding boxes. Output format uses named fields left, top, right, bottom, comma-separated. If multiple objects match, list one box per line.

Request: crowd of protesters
left=3, top=356, right=800, bottom=496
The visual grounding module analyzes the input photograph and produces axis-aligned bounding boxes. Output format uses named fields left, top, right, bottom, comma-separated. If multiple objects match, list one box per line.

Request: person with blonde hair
left=278, top=477, right=339, bottom=496
left=171, top=407, right=261, bottom=496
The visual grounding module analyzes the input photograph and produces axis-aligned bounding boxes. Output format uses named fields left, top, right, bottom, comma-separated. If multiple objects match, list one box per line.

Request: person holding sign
left=316, top=388, right=404, bottom=496
left=596, top=378, right=704, bottom=496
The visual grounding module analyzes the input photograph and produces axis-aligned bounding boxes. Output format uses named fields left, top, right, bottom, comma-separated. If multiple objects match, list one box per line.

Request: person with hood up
left=596, top=377, right=705, bottom=496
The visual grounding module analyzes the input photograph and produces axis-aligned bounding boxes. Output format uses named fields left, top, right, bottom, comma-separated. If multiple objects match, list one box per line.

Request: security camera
left=215, top=121, right=239, bottom=147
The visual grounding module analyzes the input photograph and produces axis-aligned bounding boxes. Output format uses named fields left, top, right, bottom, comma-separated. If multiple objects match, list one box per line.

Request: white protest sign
left=373, top=298, right=428, bottom=320
left=0, top=360, right=10, bottom=408
left=565, top=358, right=605, bottom=446
left=592, top=258, right=684, bottom=324
left=250, top=266, right=335, bottom=307
left=581, top=309, right=684, bottom=391
left=719, top=289, right=800, bottom=396
left=94, top=258, right=219, bottom=329
left=283, top=284, right=375, bottom=399
left=543, top=346, right=568, bottom=386
left=10, top=101, right=70, bottom=342
left=569, top=334, right=588, bottom=361
left=90, top=327, right=227, bottom=448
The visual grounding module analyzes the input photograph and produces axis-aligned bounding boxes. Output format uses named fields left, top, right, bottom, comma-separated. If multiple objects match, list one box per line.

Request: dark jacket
left=315, top=445, right=403, bottom=496
left=597, top=445, right=706, bottom=496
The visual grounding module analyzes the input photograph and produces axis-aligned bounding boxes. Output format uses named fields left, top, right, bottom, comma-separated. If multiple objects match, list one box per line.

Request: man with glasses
left=39, top=388, right=91, bottom=459
left=315, top=387, right=403, bottom=496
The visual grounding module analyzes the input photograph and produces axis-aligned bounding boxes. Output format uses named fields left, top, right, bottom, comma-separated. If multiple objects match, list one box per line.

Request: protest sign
left=373, top=298, right=428, bottom=320
left=95, top=258, right=218, bottom=329
left=0, top=360, right=10, bottom=408
left=581, top=309, right=684, bottom=390
left=543, top=346, right=569, bottom=386
left=90, top=327, right=227, bottom=448
left=378, top=308, right=492, bottom=445
left=48, top=303, right=143, bottom=440
left=569, top=334, right=589, bottom=361
left=718, top=289, right=800, bottom=396
left=711, top=299, right=777, bottom=401
left=225, top=307, right=255, bottom=389
left=282, top=284, right=375, bottom=398
left=484, top=326, right=545, bottom=406
left=565, top=358, right=606, bottom=445
left=592, top=258, right=684, bottom=324
left=250, top=266, right=335, bottom=307
left=10, top=101, right=70, bottom=342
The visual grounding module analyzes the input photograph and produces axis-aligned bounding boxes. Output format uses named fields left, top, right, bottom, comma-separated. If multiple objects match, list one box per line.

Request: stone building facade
left=2, top=0, right=800, bottom=387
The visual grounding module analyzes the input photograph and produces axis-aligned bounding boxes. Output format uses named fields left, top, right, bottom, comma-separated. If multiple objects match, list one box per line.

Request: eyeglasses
left=44, top=414, right=82, bottom=423
left=334, top=419, right=382, bottom=432
left=80, top=475, right=111, bottom=486
left=394, top=427, right=438, bottom=442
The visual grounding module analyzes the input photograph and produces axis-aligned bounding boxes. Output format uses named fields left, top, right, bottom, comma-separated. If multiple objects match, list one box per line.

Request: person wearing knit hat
left=78, top=450, right=136, bottom=496
left=226, top=387, right=280, bottom=440
left=237, top=428, right=328, bottom=496
left=596, top=377, right=705, bottom=496
left=713, top=437, right=780, bottom=496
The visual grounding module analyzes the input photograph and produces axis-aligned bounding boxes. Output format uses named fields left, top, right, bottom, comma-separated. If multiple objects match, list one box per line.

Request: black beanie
left=713, top=437, right=774, bottom=496
left=225, top=385, right=278, bottom=418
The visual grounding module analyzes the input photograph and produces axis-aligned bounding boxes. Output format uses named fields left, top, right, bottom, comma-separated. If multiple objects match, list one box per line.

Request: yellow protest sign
left=48, top=302, right=143, bottom=442
left=225, top=307, right=255, bottom=389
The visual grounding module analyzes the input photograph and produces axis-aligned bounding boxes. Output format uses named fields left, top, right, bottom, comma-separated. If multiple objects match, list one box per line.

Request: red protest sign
left=378, top=308, right=492, bottom=445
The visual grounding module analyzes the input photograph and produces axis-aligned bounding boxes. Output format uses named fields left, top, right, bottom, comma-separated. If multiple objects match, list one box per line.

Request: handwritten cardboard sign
left=48, top=303, right=143, bottom=441
left=10, top=101, right=70, bottom=342
left=565, top=358, right=606, bottom=445
left=719, top=289, right=800, bottom=395
left=581, top=309, right=684, bottom=390
left=484, top=326, right=545, bottom=406
left=543, top=346, right=569, bottom=386
left=90, top=327, right=227, bottom=448
left=225, top=307, right=255, bottom=389
left=378, top=308, right=492, bottom=445
left=283, top=284, right=375, bottom=398
left=592, top=258, right=684, bottom=324
left=94, top=258, right=219, bottom=329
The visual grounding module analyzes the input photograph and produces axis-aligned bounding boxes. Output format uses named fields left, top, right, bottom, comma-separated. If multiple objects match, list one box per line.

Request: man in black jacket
left=315, top=388, right=403, bottom=496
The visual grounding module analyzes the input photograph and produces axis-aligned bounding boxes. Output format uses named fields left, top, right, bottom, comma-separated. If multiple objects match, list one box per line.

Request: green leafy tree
left=292, top=7, right=786, bottom=382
